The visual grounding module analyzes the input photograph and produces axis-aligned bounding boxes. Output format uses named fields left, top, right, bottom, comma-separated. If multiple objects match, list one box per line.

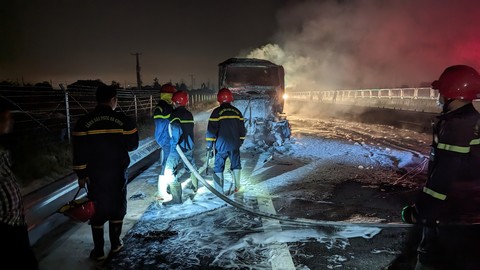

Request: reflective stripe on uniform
left=423, top=187, right=447, bottom=200
left=209, top=115, right=243, bottom=121
left=206, top=137, right=216, bottom=141
left=84, top=129, right=123, bottom=135
left=73, top=128, right=137, bottom=136
left=470, top=138, right=480, bottom=145
left=436, top=143, right=470, bottom=154
left=170, top=118, right=194, bottom=124
left=73, top=164, right=87, bottom=170
left=436, top=138, right=480, bottom=153
left=72, top=131, right=88, bottom=136
left=72, top=129, right=123, bottom=136
left=153, top=114, right=170, bottom=119
left=123, top=128, right=138, bottom=135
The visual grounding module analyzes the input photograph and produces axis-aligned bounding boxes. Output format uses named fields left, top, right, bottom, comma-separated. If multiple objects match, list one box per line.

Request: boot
left=163, top=181, right=182, bottom=205
left=109, top=220, right=124, bottom=254
left=159, top=147, right=168, bottom=175
left=213, top=172, right=224, bottom=194
left=233, top=169, right=241, bottom=192
left=157, top=175, right=172, bottom=201
left=190, top=173, right=198, bottom=192
left=90, top=225, right=106, bottom=261
left=224, top=180, right=234, bottom=196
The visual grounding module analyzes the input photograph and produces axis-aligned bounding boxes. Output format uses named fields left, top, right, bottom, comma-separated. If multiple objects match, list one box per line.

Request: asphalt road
left=35, top=107, right=432, bottom=270
left=105, top=113, right=430, bottom=269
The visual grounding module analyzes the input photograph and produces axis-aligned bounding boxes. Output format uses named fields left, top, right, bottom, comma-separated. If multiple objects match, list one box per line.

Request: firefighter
left=153, top=83, right=176, bottom=199
left=206, top=88, right=246, bottom=195
left=153, top=84, right=176, bottom=173
left=72, top=85, right=139, bottom=261
left=162, top=90, right=196, bottom=205
left=401, top=65, right=480, bottom=269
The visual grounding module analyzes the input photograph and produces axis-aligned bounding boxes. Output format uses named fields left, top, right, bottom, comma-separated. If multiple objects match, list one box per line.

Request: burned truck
left=218, top=58, right=291, bottom=146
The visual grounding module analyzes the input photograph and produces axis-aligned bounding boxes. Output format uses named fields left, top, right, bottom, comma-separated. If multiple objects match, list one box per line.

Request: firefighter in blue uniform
left=401, top=65, right=480, bottom=269
left=153, top=83, right=176, bottom=176
left=72, top=85, right=139, bottom=261
left=206, top=88, right=246, bottom=195
left=162, top=90, right=196, bottom=205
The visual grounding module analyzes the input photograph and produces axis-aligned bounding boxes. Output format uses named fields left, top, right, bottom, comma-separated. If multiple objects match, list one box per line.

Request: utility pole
left=131, top=52, right=142, bottom=90
left=189, top=74, right=195, bottom=90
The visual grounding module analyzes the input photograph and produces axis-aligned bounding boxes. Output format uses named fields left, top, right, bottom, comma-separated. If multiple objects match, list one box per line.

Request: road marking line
left=257, top=196, right=296, bottom=270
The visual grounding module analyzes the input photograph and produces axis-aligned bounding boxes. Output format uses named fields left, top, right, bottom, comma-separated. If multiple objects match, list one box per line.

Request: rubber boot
left=190, top=173, right=198, bottom=192
left=157, top=175, right=164, bottom=199
left=233, top=169, right=241, bottom=192
left=163, top=181, right=182, bottom=205
left=109, top=220, right=124, bottom=254
left=157, top=175, right=172, bottom=201
left=224, top=180, right=234, bottom=196
left=90, top=225, right=106, bottom=261
left=225, top=169, right=241, bottom=196
left=159, top=148, right=164, bottom=169
left=213, top=172, right=224, bottom=194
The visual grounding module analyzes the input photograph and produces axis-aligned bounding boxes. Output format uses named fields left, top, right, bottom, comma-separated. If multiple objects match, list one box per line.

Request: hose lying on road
left=176, top=145, right=414, bottom=229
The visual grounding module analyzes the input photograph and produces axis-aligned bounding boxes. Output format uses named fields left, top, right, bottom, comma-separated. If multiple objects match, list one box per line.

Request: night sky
left=2, top=0, right=480, bottom=90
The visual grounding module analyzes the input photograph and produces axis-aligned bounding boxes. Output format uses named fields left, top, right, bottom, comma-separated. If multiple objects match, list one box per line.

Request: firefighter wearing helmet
left=153, top=83, right=177, bottom=200
left=160, top=91, right=197, bottom=205
left=206, top=88, right=246, bottom=195
left=401, top=65, right=480, bottom=269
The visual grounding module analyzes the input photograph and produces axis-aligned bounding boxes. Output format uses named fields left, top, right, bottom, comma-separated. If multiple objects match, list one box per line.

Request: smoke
left=243, top=0, right=480, bottom=91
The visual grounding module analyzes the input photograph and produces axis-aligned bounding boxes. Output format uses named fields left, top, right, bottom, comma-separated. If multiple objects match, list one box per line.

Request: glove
left=401, top=205, right=418, bottom=224
left=78, top=177, right=89, bottom=188
left=414, top=194, right=442, bottom=226
left=206, top=147, right=214, bottom=159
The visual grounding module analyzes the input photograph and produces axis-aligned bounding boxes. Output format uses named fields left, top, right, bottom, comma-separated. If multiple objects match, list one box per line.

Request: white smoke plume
left=243, top=0, right=480, bottom=91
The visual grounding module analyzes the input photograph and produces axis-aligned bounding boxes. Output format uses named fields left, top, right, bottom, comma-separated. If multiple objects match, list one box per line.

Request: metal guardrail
left=289, top=87, right=437, bottom=101
left=287, top=87, right=441, bottom=113
left=0, top=88, right=216, bottom=141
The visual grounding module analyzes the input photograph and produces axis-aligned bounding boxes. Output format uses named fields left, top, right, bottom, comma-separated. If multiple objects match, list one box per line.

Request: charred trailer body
left=218, top=58, right=291, bottom=146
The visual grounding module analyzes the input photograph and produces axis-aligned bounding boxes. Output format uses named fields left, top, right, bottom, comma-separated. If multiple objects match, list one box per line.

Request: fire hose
left=176, top=144, right=414, bottom=229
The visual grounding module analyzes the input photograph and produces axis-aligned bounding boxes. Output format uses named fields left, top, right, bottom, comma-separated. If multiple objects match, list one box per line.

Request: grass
left=11, top=132, right=73, bottom=193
